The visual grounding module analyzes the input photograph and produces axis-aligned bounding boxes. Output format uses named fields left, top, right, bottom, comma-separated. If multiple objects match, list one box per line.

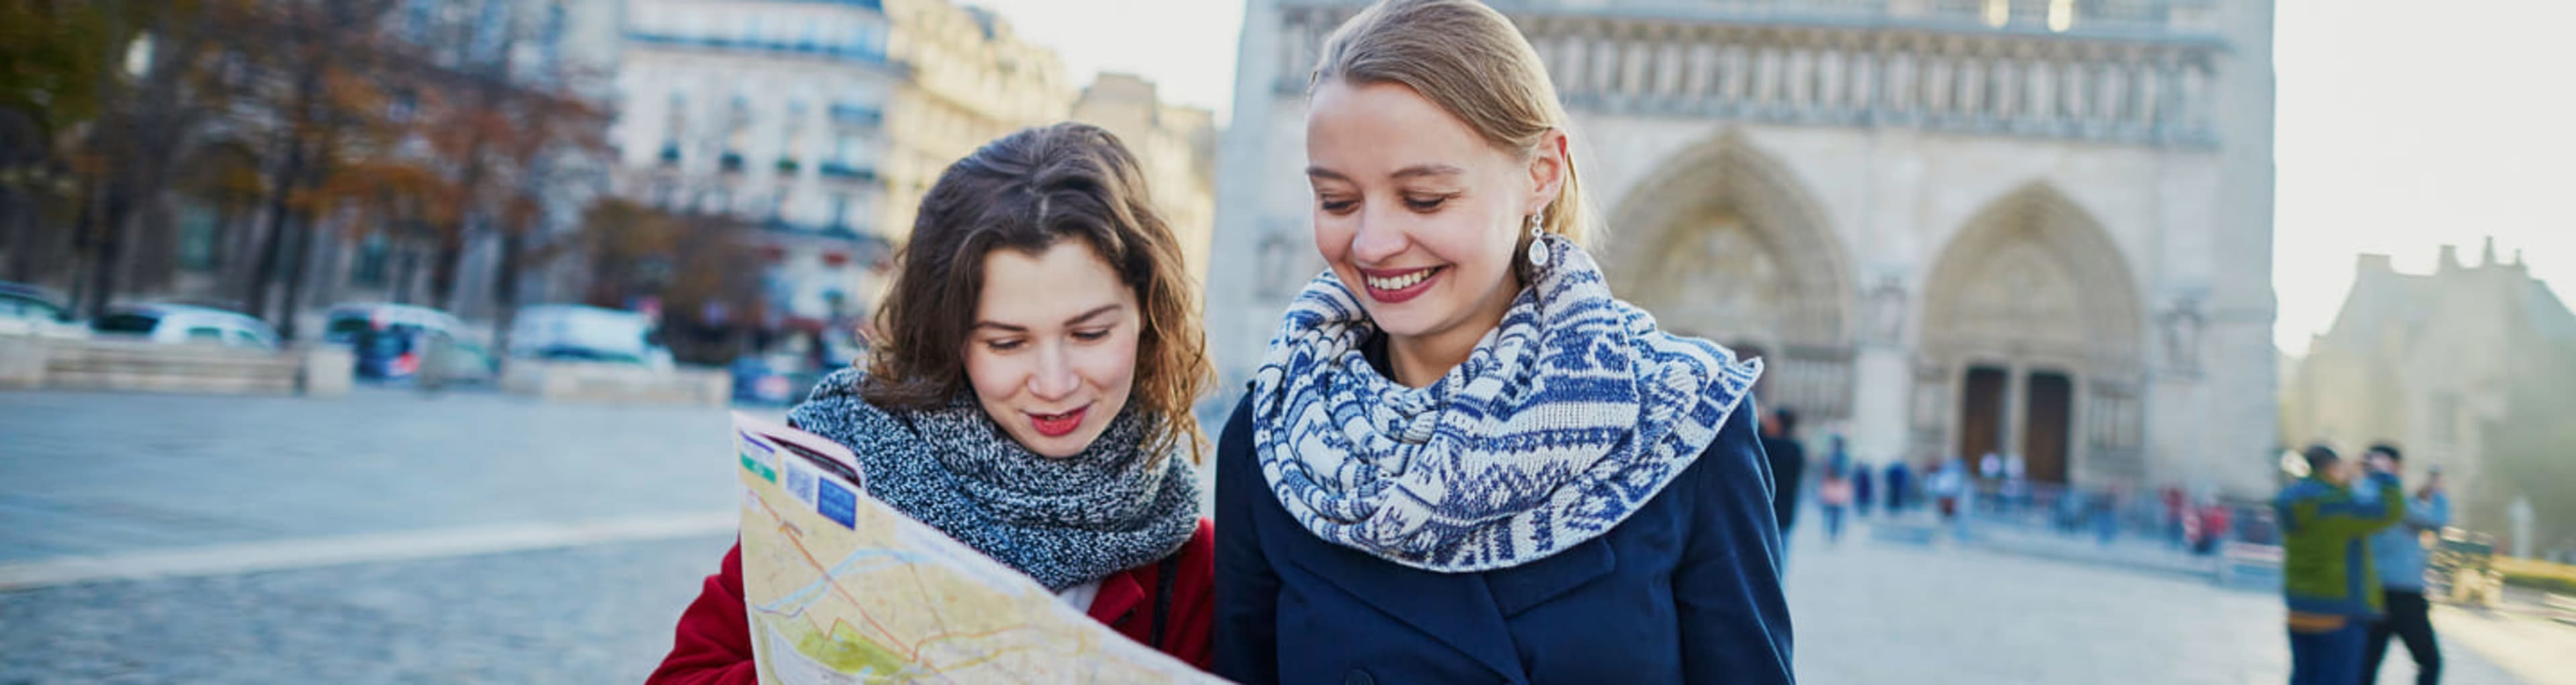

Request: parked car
left=425, top=337, right=500, bottom=385
left=325, top=303, right=469, bottom=382
left=378, top=331, right=502, bottom=386
left=507, top=304, right=674, bottom=368
left=89, top=303, right=280, bottom=350
left=0, top=282, right=86, bottom=339
left=323, top=302, right=464, bottom=346
left=729, top=354, right=804, bottom=405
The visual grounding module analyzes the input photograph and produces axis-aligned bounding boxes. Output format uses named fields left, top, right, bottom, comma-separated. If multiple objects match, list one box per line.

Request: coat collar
left=1086, top=565, right=1148, bottom=627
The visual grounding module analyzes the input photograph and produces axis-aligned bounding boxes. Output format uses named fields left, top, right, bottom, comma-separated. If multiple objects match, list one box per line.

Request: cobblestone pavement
left=5, top=524, right=2558, bottom=684
left=1785, top=520, right=2561, bottom=685
left=0, top=533, right=733, bottom=684
left=0, top=388, right=750, bottom=563
left=3, top=389, right=2569, bottom=684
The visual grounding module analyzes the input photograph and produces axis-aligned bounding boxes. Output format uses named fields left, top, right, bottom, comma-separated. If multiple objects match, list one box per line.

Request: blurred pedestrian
left=1762, top=407, right=1808, bottom=545
left=2092, top=486, right=2122, bottom=546
left=2165, top=485, right=2190, bottom=548
left=647, top=123, right=1222, bottom=683
left=2359, top=444, right=2447, bottom=685
left=1933, top=455, right=1966, bottom=519
left=1885, top=459, right=1913, bottom=513
left=1819, top=467, right=1854, bottom=544
left=1934, top=455, right=1970, bottom=540
left=2194, top=500, right=2233, bottom=556
left=2004, top=452, right=2027, bottom=511
left=1853, top=461, right=1875, bottom=517
left=2276, top=444, right=2407, bottom=685
left=1827, top=433, right=1850, bottom=478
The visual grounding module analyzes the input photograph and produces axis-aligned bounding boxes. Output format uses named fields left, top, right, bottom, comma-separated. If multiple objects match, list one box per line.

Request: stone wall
left=1210, top=0, right=2278, bottom=496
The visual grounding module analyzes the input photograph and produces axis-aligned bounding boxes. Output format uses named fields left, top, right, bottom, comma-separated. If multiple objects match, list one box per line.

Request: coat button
left=1343, top=670, right=1374, bottom=685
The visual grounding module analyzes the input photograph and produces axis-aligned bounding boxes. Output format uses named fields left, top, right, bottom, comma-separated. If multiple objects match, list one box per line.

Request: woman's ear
left=1525, top=129, right=1570, bottom=215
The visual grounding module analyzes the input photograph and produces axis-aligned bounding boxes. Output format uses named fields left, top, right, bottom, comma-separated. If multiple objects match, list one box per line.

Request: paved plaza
left=3, top=388, right=2569, bottom=684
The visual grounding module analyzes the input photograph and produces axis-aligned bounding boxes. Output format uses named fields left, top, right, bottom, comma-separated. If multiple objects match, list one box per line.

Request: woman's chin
left=1359, top=301, right=1444, bottom=339
left=1010, top=426, right=1102, bottom=459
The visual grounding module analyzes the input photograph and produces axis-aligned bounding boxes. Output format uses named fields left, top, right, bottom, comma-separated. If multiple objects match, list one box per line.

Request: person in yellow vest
left=2273, top=444, right=2406, bottom=685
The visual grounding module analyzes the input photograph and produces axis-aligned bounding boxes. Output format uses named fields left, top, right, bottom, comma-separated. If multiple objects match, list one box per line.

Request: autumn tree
left=572, top=199, right=765, bottom=364
left=229, top=0, right=417, bottom=338
left=1, top=0, right=252, bottom=317
left=400, top=0, right=615, bottom=363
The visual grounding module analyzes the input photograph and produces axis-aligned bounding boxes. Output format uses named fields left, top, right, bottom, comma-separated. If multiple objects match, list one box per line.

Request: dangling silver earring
left=1525, top=213, right=1549, bottom=266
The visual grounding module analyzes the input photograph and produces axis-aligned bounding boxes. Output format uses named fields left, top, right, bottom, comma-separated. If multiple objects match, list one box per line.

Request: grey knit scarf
left=786, top=368, right=1200, bottom=591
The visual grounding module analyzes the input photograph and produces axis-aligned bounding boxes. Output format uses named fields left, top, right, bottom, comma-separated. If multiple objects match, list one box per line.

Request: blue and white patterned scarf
left=1250, top=234, right=1762, bottom=572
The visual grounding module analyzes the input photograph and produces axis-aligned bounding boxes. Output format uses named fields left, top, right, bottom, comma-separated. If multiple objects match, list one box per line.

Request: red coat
left=645, top=519, right=1217, bottom=684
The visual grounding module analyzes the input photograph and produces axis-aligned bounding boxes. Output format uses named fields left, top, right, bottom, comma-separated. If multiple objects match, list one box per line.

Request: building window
left=176, top=201, right=223, bottom=272
left=722, top=95, right=751, bottom=172
left=829, top=193, right=851, bottom=230
left=663, top=93, right=688, bottom=163
left=352, top=234, right=390, bottom=287
left=779, top=100, right=806, bottom=172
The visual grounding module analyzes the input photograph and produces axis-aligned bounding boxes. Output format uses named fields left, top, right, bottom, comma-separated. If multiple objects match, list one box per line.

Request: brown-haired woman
left=647, top=122, right=1218, bottom=684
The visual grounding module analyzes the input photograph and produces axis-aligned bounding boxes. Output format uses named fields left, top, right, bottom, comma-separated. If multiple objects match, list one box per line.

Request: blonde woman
left=1212, top=1, right=1792, bottom=682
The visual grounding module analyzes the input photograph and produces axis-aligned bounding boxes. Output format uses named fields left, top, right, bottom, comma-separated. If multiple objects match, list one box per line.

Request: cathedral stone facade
left=1208, top=0, right=2281, bottom=496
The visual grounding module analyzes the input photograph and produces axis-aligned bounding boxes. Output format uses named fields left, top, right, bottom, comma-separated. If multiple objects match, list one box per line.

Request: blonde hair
left=1309, top=0, right=1592, bottom=248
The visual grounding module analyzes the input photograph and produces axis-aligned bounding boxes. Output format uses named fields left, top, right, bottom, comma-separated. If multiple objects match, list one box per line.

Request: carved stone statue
left=2160, top=296, right=2204, bottom=374
left=1862, top=274, right=1907, bottom=346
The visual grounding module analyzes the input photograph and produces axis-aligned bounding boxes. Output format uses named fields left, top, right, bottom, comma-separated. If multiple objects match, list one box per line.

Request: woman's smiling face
left=961, top=240, right=1141, bottom=458
left=1303, top=78, right=1543, bottom=346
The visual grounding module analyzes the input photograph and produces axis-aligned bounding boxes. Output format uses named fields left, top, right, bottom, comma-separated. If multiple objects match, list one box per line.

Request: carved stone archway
left=1607, top=132, right=1854, bottom=423
left=1915, top=182, right=2147, bottom=485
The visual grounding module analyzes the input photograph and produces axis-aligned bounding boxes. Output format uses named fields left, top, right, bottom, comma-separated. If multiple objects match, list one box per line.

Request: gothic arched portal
left=1605, top=132, right=1854, bottom=425
left=1915, top=182, right=2147, bottom=486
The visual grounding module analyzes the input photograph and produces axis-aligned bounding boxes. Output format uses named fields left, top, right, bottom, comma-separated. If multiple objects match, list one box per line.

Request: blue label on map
left=816, top=478, right=857, bottom=529
left=784, top=462, right=818, bottom=507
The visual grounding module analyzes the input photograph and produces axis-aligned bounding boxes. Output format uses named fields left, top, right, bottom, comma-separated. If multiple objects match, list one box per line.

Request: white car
left=508, top=304, right=674, bottom=368
left=89, top=304, right=281, bottom=350
left=0, top=282, right=87, bottom=339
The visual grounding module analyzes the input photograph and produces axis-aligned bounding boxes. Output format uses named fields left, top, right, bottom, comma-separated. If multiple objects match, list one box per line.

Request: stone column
left=1557, top=32, right=1589, bottom=96
left=1853, top=348, right=1914, bottom=464
left=1582, top=30, right=1608, bottom=95
left=2003, top=362, right=2030, bottom=462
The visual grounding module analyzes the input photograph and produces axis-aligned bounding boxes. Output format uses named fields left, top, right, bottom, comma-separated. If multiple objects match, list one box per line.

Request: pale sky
left=969, top=1, right=2575, bottom=356
left=2271, top=0, right=2574, bottom=355
left=962, top=0, right=1247, bottom=121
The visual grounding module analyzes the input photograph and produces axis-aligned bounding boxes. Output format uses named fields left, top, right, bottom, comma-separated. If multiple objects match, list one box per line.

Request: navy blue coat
left=1212, top=389, right=1794, bottom=684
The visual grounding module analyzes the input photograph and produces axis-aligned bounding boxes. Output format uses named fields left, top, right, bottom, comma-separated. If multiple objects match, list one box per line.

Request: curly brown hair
left=862, top=122, right=1213, bottom=464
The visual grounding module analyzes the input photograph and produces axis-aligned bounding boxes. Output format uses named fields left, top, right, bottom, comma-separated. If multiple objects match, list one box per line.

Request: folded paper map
left=730, top=412, right=1224, bottom=684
